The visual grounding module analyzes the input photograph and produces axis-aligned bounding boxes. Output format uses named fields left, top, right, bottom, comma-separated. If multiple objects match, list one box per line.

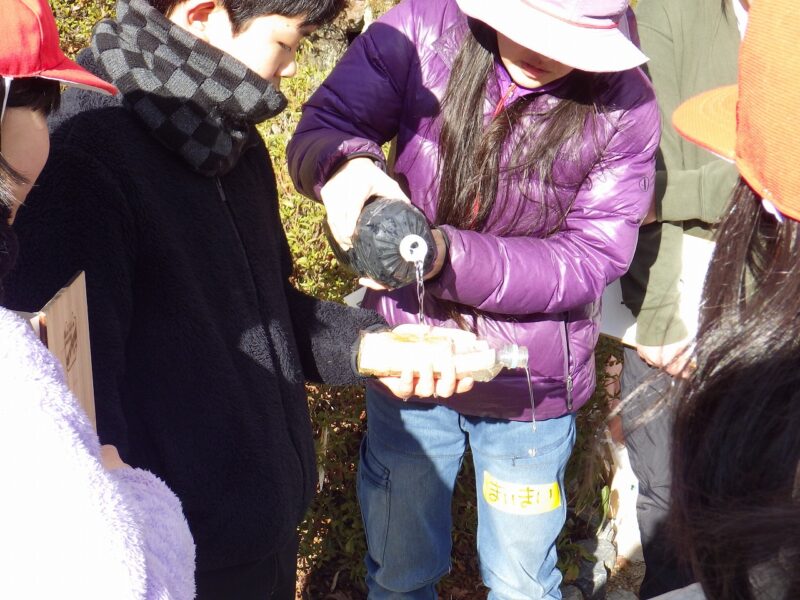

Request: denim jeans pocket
left=357, top=436, right=391, bottom=565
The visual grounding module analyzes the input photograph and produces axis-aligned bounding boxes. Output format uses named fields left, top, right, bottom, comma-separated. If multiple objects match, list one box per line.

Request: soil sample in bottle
left=357, top=324, right=528, bottom=383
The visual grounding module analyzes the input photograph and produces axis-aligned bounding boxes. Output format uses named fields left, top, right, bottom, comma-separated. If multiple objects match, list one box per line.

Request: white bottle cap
left=399, top=234, right=428, bottom=263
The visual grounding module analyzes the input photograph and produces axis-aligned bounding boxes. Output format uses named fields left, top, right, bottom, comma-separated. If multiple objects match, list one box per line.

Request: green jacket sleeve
left=620, top=222, right=688, bottom=345
left=655, top=160, right=739, bottom=223
left=638, top=0, right=739, bottom=224
left=623, top=0, right=737, bottom=345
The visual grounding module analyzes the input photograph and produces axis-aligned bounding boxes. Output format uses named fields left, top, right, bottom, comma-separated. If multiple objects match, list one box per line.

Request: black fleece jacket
left=5, top=55, right=384, bottom=572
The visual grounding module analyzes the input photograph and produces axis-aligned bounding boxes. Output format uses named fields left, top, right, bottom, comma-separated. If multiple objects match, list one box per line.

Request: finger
left=665, top=359, right=684, bottom=377
left=338, top=208, right=359, bottom=250
left=641, top=353, right=661, bottom=369
left=378, top=370, right=414, bottom=400
left=681, top=357, right=698, bottom=379
left=396, top=366, right=416, bottom=399
left=99, top=445, right=129, bottom=470
left=667, top=353, right=693, bottom=378
left=358, top=277, right=388, bottom=291
left=331, top=211, right=356, bottom=250
left=321, top=196, right=359, bottom=251
left=455, top=376, right=474, bottom=394
left=374, top=178, right=411, bottom=204
left=414, top=362, right=435, bottom=398
left=434, top=361, right=457, bottom=399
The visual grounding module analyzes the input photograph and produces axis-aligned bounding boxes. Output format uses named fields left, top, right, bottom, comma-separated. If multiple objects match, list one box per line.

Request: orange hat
left=672, top=0, right=800, bottom=222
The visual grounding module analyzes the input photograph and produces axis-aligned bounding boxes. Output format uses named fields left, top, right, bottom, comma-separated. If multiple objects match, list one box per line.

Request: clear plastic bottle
left=356, top=326, right=528, bottom=382
left=467, top=344, right=529, bottom=382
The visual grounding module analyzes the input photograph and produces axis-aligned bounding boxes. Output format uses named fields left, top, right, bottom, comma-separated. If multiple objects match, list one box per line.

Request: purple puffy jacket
left=288, top=0, right=659, bottom=421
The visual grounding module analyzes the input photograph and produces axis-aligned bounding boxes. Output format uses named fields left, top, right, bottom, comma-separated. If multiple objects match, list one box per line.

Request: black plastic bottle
left=325, top=196, right=437, bottom=289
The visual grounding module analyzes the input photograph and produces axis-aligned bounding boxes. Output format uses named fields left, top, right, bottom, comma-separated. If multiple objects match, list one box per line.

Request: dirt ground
left=608, top=559, right=646, bottom=596
left=300, top=557, right=646, bottom=599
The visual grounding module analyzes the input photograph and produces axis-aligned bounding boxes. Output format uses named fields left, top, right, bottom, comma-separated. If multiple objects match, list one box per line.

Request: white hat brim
left=456, top=0, right=648, bottom=73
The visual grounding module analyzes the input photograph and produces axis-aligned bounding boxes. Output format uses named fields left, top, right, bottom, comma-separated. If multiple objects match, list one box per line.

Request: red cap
left=0, top=0, right=117, bottom=95
left=673, top=0, right=800, bottom=222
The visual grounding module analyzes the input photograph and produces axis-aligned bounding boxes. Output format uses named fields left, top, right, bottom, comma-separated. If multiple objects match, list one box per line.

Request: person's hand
left=637, top=337, right=694, bottom=377
left=99, top=444, right=130, bottom=471
left=358, top=277, right=388, bottom=291
left=641, top=190, right=658, bottom=225
left=423, top=227, right=448, bottom=281
left=378, top=361, right=474, bottom=401
left=320, top=157, right=409, bottom=250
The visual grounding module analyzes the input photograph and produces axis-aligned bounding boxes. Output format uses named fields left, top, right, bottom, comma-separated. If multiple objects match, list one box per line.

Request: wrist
left=424, top=227, right=450, bottom=281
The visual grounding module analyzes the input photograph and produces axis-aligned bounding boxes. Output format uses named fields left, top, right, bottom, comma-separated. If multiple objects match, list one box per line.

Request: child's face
left=496, top=33, right=574, bottom=89
left=0, top=107, right=50, bottom=223
left=201, top=9, right=315, bottom=89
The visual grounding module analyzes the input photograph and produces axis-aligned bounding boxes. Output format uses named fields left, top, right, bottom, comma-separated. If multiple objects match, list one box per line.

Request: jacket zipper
left=215, top=177, right=261, bottom=296
left=559, top=314, right=574, bottom=412
left=216, top=178, right=244, bottom=253
left=215, top=176, right=311, bottom=502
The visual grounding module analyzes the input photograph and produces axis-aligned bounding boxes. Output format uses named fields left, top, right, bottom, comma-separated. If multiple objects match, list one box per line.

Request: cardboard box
left=16, top=272, right=96, bottom=429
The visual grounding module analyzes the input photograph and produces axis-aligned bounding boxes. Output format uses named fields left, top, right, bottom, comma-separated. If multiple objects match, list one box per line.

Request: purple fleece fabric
left=0, top=306, right=195, bottom=599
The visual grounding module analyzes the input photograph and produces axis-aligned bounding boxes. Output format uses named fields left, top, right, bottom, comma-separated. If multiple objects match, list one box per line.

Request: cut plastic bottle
left=357, top=324, right=528, bottom=382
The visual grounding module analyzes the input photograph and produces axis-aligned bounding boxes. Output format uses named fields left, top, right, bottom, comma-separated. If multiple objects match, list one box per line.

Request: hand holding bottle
left=320, top=157, right=410, bottom=251
left=376, top=358, right=474, bottom=401
left=358, top=324, right=527, bottom=387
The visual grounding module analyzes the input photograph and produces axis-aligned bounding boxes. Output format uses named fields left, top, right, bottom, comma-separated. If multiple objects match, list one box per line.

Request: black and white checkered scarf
left=91, top=0, right=288, bottom=176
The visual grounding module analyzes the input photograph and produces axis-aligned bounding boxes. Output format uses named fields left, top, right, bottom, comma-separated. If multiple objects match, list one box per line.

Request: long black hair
left=670, top=180, right=800, bottom=599
left=434, top=20, right=602, bottom=326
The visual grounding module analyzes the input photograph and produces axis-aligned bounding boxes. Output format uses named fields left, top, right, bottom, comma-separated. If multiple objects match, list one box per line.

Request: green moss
left=52, top=0, right=116, bottom=57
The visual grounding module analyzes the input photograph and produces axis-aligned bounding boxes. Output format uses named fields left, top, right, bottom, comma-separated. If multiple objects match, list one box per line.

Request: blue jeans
left=358, top=388, right=577, bottom=600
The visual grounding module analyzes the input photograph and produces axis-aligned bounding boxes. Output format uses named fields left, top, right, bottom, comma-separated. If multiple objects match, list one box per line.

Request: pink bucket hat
left=455, top=0, right=647, bottom=73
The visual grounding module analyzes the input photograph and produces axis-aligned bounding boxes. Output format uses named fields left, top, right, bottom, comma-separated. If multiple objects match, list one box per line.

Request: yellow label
left=482, top=471, right=561, bottom=515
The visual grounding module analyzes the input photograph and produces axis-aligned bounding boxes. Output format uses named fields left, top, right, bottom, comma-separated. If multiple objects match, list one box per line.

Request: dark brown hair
left=147, top=0, right=346, bottom=32
left=670, top=180, right=800, bottom=599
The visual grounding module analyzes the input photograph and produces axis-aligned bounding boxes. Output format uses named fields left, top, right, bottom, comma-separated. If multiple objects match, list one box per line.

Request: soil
left=608, top=559, right=646, bottom=596
left=300, top=557, right=646, bottom=599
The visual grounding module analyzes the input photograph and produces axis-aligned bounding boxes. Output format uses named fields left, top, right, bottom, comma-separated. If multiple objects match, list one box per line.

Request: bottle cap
left=498, top=345, right=529, bottom=370
left=398, top=234, right=429, bottom=263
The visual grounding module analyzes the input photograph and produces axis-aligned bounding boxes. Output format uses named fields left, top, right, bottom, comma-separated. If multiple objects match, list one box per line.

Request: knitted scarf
left=91, top=0, right=288, bottom=176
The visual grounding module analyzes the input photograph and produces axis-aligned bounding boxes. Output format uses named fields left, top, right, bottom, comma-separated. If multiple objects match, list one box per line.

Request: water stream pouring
left=398, top=234, right=429, bottom=325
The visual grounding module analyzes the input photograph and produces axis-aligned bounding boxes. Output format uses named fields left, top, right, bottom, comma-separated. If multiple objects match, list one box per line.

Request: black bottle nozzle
left=325, top=196, right=436, bottom=289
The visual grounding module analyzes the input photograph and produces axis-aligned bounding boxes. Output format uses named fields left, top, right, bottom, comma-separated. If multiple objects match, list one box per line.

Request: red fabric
left=0, top=0, right=117, bottom=95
